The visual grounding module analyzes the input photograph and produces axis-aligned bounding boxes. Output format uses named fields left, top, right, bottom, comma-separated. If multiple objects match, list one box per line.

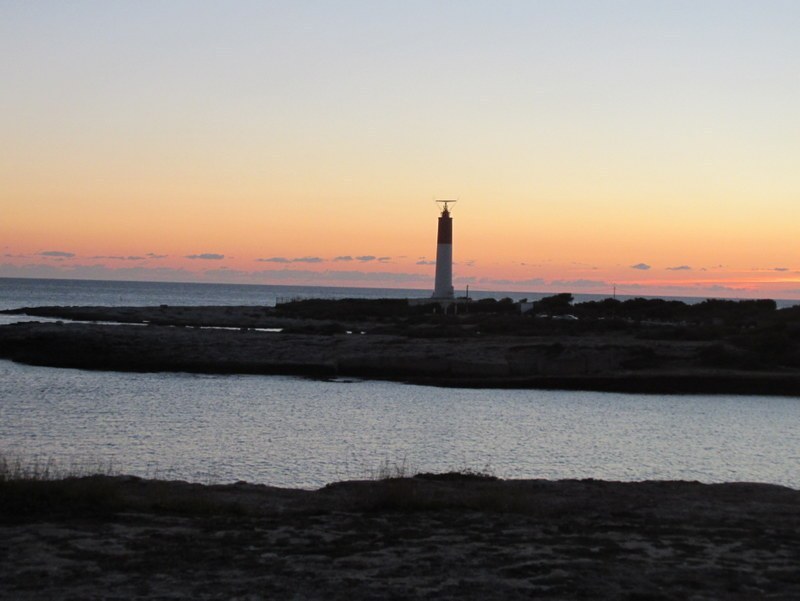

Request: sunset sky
left=2, top=1, right=799, bottom=299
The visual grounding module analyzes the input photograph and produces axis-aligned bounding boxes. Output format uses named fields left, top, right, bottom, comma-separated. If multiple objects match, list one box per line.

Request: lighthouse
left=432, top=200, right=455, bottom=299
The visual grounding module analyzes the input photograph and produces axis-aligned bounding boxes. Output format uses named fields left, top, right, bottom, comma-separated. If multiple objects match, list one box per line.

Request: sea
left=1, top=277, right=799, bottom=489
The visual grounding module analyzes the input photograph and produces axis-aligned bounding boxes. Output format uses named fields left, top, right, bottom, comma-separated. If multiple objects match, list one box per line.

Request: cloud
left=705, top=284, right=749, bottom=293
left=256, top=256, right=324, bottom=264
left=323, top=270, right=422, bottom=283
left=186, top=253, right=225, bottom=260
left=630, top=263, right=651, bottom=270
left=90, top=255, right=146, bottom=261
left=666, top=265, right=692, bottom=271
left=146, top=253, right=168, bottom=259
left=479, top=277, right=547, bottom=287
left=416, top=260, right=436, bottom=265
left=750, top=266, right=791, bottom=272
left=40, top=250, right=75, bottom=258
left=549, top=279, right=608, bottom=288
left=0, top=262, right=197, bottom=282
left=348, top=255, right=391, bottom=263
left=332, top=255, right=390, bottom=263
left=203, top=267, right=250, bottom=280
left=750, top=267, right=791, bottom=272
left=250, top=268, right=428, bottom=285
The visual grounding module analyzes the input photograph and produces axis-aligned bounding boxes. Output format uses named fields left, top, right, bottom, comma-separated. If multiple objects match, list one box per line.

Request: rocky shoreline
left=2, top=304, right=800, bottom=394
left=2, top=474, right=799, bottom=600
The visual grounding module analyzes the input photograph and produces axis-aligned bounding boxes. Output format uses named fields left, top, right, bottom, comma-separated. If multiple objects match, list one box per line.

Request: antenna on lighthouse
left=435, top=199, right=457, bottom=214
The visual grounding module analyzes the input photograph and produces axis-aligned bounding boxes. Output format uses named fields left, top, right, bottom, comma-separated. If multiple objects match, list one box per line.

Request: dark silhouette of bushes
left=534, top=293, right=574, bottom=315
left=276, top=298, right=410, bottom=320
left=698, top=343, right=755, bottom=369
left=466, top=298, right=518, bottom=314
left=729, top=325, right=800, bottom=368
left=272, top=296, right=797, bottom=352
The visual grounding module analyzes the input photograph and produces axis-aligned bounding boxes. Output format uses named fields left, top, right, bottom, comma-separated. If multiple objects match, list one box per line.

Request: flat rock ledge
left=1, top=476, right=798, bottom=600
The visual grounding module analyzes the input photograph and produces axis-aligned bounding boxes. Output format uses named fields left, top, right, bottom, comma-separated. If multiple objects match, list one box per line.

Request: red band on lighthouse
left=437, top=210, right=453, bottom=244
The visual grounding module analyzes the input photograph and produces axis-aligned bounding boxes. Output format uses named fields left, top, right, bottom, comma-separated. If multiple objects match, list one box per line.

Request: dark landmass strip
left=1, top=474, right=799, bottom=600
left=2, top=296, right=800, bottom=394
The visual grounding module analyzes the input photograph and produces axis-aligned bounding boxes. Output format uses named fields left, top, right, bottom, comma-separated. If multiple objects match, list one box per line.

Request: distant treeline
left=275, top=294, right=797, bottom=326
left=530, top=293, right=782, bottom=326
left=275, top=298, right=411, bottom=320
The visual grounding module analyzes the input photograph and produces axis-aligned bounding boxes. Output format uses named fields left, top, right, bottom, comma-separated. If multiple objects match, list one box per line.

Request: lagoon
left=1, top=359, right=797, bottom=489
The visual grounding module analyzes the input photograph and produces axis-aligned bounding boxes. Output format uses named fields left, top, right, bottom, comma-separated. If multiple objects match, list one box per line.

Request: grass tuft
left=370, top=457, right=412, bottom=481
left=0, top=453, right=252, bottom=520
left=0, top=453, right=122, bottom=521
left=0, top=453, right=116, bottom=482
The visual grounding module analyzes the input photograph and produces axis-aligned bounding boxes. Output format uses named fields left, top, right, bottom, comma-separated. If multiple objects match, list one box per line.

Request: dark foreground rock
left=1, top=476, right=799, bottom=600
left=3, top=319, right=800, bottom=395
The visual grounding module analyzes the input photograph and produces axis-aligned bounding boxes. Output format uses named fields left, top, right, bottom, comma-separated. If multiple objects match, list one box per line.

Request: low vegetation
left=273, top=294, right=800, bottom=369
left=0, top=454, right=122, bottom=520
left=4, top=295, right=800, bottom=389
left=0, top=453, right=505, bottom=521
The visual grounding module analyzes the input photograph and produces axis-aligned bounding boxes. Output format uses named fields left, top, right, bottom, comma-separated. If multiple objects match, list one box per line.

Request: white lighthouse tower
left=432, top=200, right=455, bottom=299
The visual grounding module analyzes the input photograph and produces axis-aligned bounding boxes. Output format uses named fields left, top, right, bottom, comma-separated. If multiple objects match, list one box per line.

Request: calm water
left=0, top=278, right=433, bottom=318
left=1, top=360, right=798, bottom=489
left=1, top=277, right=799, bottom=489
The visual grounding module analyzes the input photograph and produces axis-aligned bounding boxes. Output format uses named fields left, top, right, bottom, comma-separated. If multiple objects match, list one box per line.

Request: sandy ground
left=2, top=476, right=799, bottom=600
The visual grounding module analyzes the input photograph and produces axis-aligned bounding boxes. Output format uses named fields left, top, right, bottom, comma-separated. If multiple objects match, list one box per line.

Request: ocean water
left=0, top=277, right=434, bottom=326
left=1, top=276, right=799, bottom=489
left=0, top=277, right=433, bottom=312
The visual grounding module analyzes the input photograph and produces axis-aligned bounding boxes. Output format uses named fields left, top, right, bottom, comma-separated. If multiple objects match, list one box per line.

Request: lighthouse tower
left=432, top=200, right=455, bottom=299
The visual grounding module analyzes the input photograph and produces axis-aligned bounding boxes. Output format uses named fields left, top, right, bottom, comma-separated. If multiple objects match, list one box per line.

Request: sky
left=2, top=1, right=799, bottom=299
